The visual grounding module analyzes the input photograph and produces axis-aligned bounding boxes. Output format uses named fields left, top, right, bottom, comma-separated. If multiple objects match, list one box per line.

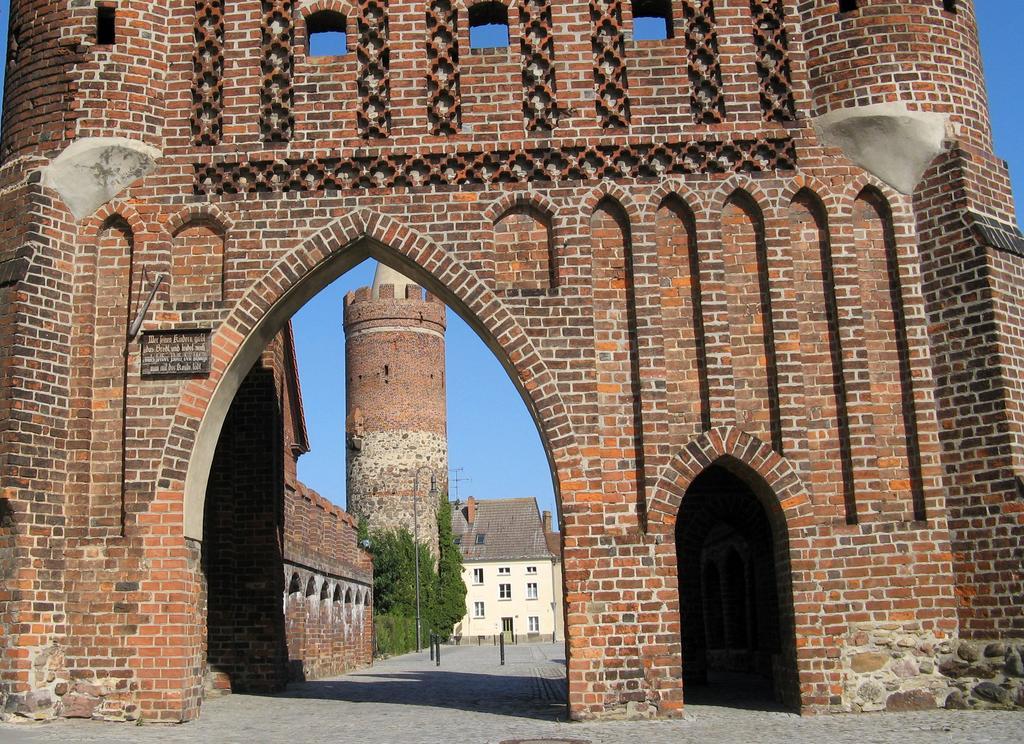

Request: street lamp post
left=411, top=466, right=438, bottom=653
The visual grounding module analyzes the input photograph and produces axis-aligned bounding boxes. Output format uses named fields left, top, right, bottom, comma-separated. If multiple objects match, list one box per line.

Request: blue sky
left=0, top=3, right=1020, bottom=523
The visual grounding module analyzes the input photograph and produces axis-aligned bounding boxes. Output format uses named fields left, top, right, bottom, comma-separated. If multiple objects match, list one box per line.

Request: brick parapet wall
left=286, top=480, right=373, bottom=582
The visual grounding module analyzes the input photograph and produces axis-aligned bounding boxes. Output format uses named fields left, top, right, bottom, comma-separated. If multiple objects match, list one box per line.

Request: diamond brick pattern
left=191, top=0, right=225, bottom=145
left=425, top=0, right=461, bottom=136
left=260, top=0, right=295, bottom=141
left=685, top=0, right=725, bottom=124
left=519, top=0, right=558, bottom=131
left=750, top=0, right=795, bottom=122
left=590, top=0, right=630, bottom=129
left=357, top=0, right=391, bottom=139
left=194, top=137, right=796, bottom=194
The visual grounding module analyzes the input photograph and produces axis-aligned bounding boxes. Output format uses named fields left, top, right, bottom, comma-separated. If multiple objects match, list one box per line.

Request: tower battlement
left=343, top=283, right=447, bottom=334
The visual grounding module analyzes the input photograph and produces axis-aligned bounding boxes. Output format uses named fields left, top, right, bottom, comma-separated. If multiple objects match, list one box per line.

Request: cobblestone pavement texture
left=1, top=643, right=1020, bottom=743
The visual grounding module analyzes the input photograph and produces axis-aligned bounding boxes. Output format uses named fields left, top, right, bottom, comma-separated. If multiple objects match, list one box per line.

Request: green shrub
left=374, top=612, right=418, bottom=658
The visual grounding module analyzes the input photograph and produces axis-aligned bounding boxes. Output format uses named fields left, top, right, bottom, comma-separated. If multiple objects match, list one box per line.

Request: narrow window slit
left=97, top=6, right=116, bottom=45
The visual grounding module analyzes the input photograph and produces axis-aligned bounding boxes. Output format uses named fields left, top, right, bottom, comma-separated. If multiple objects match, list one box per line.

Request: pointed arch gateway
left=162, top=209, right=583, bottom=540
left=649, top=427, right=813, bottom=711
left=144, top=209, right=585, bottom=718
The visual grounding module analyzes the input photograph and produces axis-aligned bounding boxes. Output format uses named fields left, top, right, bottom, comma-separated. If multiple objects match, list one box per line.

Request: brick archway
left=648, top=426, right=813, bottom=532
left=139, top=208, right=586, bottom=721
left=153, top=208, right=583, bottom=541
left=647, top=426, right=813, bottom=710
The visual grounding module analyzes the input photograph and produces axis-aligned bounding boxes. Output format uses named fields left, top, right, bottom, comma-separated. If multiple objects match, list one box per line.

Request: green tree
left=432, top=494, right=468, bottom=638
left=367, top=527, right=436, bottom=629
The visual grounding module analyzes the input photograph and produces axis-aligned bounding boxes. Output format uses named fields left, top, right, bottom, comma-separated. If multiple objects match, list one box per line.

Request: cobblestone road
left=1, top=643, right=1020, bottom=743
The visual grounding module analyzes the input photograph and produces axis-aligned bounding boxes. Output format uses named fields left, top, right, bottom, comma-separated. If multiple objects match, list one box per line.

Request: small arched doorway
left=675, top=461, right=796, bottom=709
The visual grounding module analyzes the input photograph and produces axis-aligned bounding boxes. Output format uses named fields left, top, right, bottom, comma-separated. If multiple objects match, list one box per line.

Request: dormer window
left=307, top=10, right=349, bottom=57
left=475, top=533, right=486, bottom=544
left=632, top=0, right=672, bottom=41
left=468, top=2, right=510, bottom=50
left=96, top=5, right=116, bottom=45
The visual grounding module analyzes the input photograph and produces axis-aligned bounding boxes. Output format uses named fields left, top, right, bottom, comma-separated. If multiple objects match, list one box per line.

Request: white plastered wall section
left=456, top=558, right=557, bottom=639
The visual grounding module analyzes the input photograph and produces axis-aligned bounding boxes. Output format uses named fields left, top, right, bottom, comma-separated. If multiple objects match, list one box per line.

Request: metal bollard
left=499, top=633, right=505, bottom=666
left=429, top=633, right=435, bottom=661
left=435, top=637, right=441, bottom=667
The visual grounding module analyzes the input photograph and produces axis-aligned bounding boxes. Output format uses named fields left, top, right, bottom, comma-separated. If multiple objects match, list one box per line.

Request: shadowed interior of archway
left=675, top=464, right=797, bottom=711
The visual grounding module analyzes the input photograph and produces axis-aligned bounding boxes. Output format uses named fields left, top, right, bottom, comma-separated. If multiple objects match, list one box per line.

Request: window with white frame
left=473, top=567, right=484, bottom=584
left=473, top=601, right=485, bottom=618
left=499, top=583, right=511, bottom=600
left=526, top=582, right=538, bottom=599
left=526, top=565, right=537, bottom=574
left=498, top=566, right=510, bottom=576
left=528, top=616, right=539, bottom=633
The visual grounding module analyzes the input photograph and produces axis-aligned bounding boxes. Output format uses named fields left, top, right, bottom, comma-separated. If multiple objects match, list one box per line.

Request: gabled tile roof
left=451, top=497, right=555, bottom=562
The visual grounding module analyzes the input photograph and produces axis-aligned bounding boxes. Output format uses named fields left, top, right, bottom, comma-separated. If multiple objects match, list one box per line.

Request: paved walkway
left=1, top=643, right=1020, bottom=743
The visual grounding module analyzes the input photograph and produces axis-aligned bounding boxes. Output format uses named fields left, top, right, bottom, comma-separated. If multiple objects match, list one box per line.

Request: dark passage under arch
left=675, top=463, right=797, bottom=710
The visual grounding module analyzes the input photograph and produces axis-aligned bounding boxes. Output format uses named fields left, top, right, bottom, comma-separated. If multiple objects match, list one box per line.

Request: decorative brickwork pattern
left=655, top=197, right=709, bottom=442
left=4, top=0, right=1024, bottom=727
left=721, top=192, right=782, bottom=452
left=788, top=192, right=856, bottom=523
left=750, top=0, right=795, bottom=122
left=191, top=0, right=226, bottom=145
left=684, top=0, right=726, bottom=123
left=357, top=0, right=391, bottom=138
left=590, top=0, right=630, bottom=128
left=88, top=218, right=134, bottom=536
left=855, top=189, right=925, bottom=521
left=194, top=137, right=796, bottom=194
left=260, top=0, right=295, bottom=141
left=519, top=0, right=558, bottom=131
left=591, top=199, right=646, bottom=529
left=425, top=0, right=461, bottom=135
left=170, top=222, right=224, bottom=305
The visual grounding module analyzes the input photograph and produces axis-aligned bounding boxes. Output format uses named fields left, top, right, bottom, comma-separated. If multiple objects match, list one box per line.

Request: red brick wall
left=798, top=0, right=993, bottom=151
left=203, top=328, right=372, bottom=697
left=343, top=288, right=447, bottom=437
left=914, top=144, right=1024, bottom=637
left=494, top=207, right=554, bottom=290
left=0, top=0, right=1020, bottom=724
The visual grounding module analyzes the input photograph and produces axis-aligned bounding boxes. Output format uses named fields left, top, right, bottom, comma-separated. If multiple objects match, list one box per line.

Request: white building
left=451, top=497, right=563, bottom=643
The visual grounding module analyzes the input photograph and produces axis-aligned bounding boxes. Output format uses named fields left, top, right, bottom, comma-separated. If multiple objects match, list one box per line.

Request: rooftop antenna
left=449, top=467, right=471, bottom=502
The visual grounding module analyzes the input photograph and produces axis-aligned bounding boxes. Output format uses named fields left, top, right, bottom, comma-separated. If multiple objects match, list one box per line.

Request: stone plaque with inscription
left=140, top=329, right=212, bottom=378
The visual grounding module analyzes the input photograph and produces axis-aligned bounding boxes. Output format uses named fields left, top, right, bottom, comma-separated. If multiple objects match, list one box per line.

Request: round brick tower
left=2, top=0, right=172, bottom=161
left=798, top=0, right=992, bottom=193
left=343, top=264, right=447, bottom=558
